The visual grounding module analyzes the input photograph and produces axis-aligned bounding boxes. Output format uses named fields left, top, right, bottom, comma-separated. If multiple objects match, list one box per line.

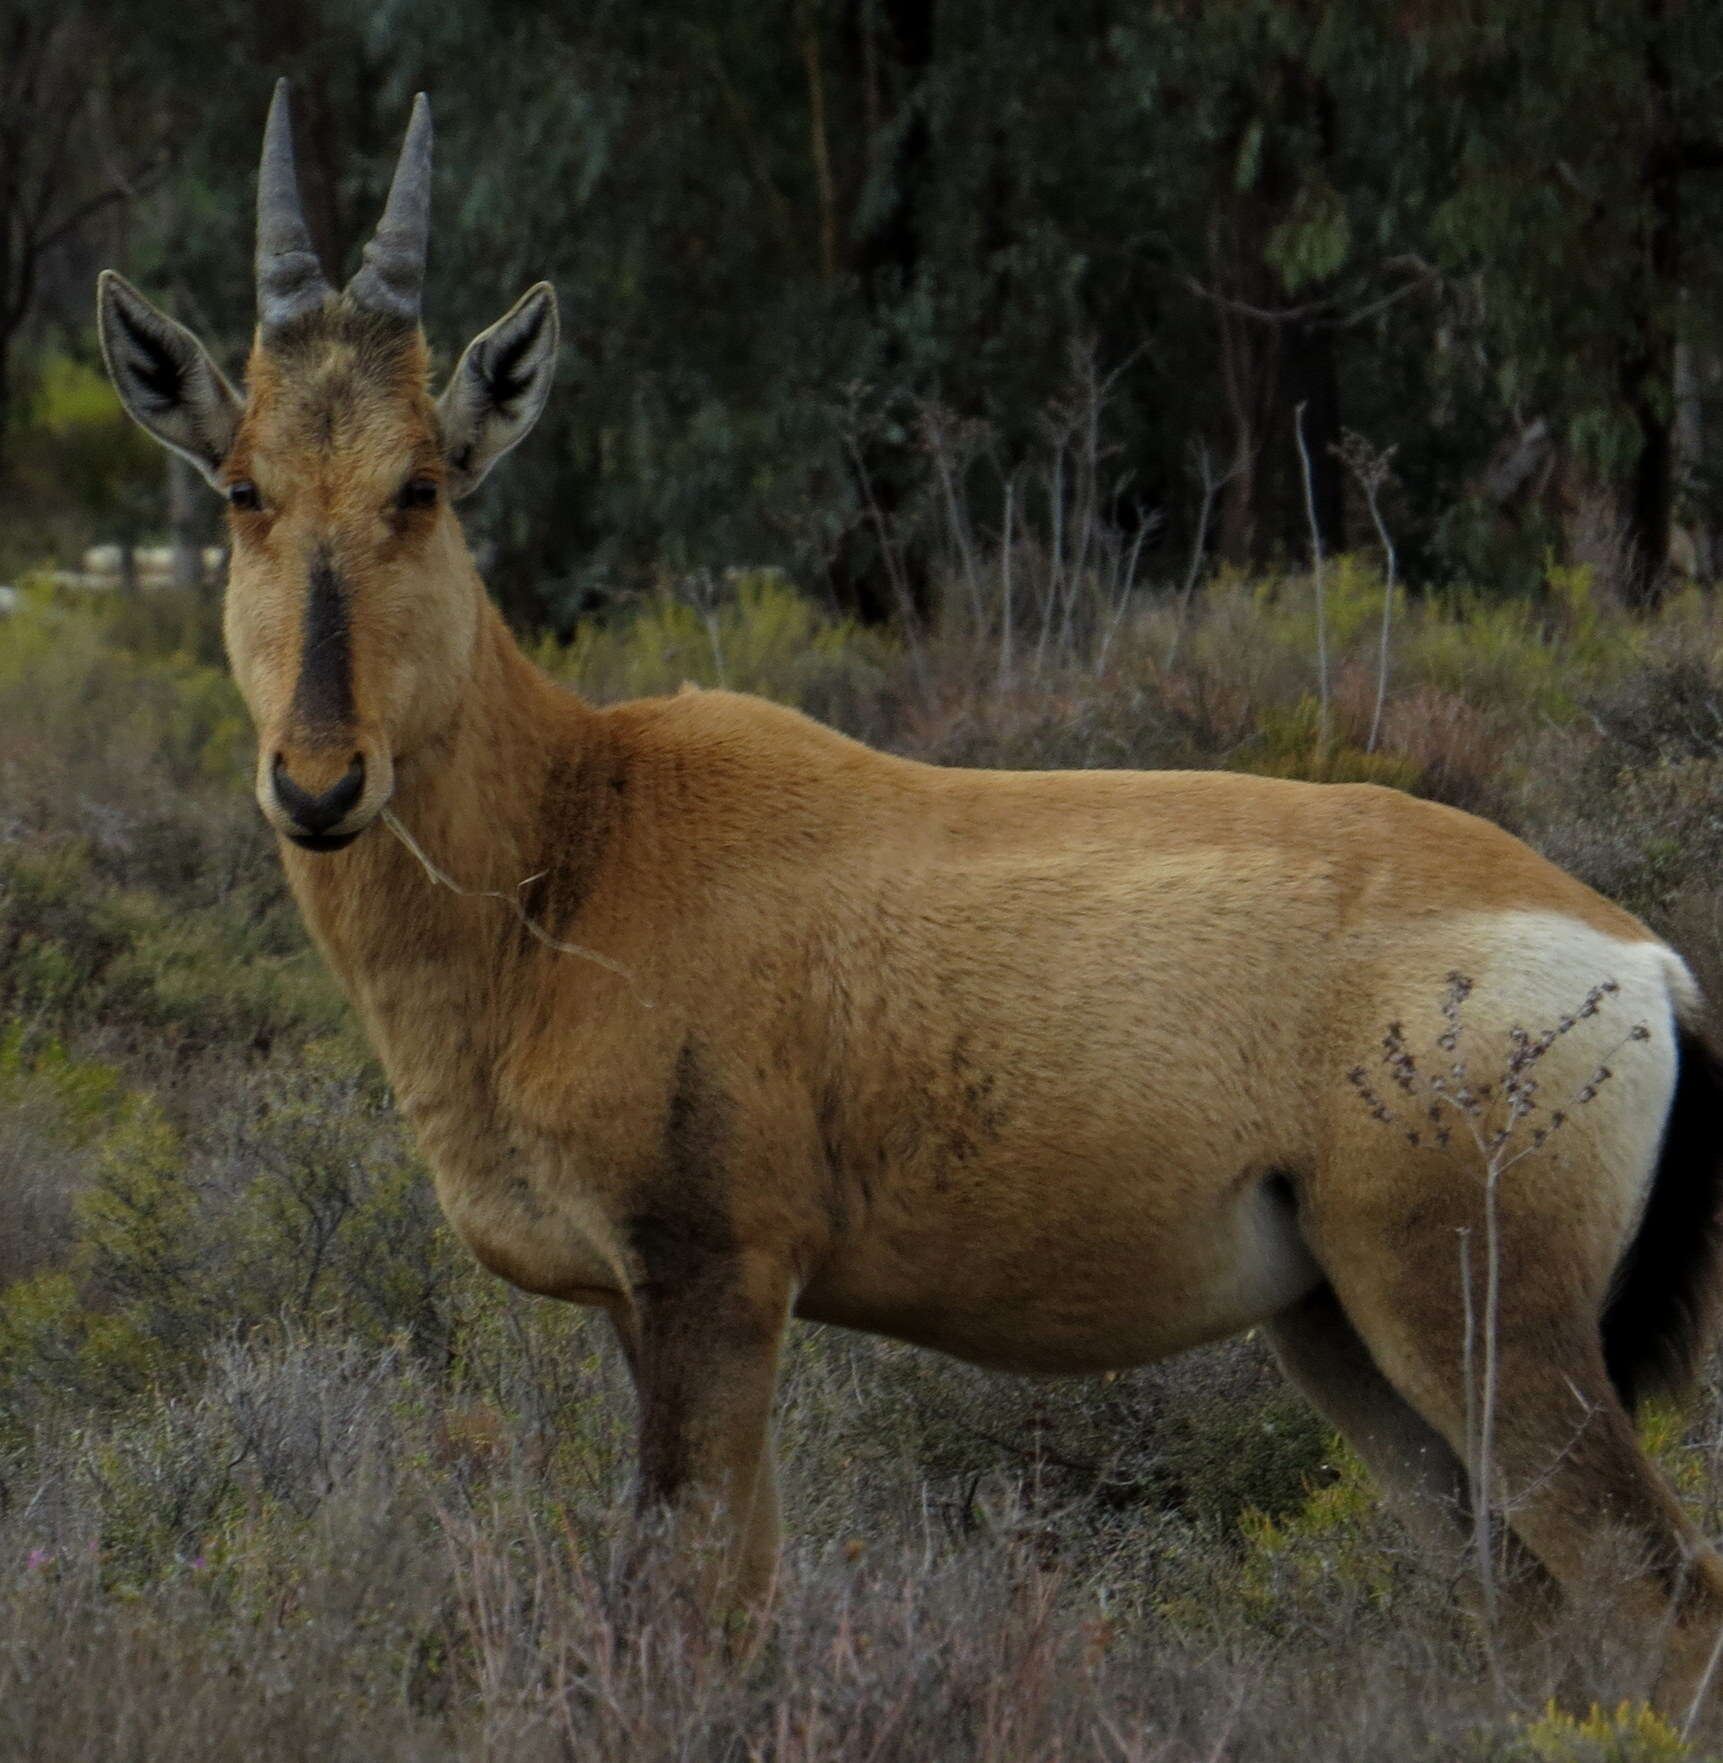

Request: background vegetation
left=7, top=0, right=1723, bottom=617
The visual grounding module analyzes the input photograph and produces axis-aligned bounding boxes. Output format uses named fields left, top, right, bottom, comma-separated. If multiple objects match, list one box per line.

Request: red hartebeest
left=99, top=81, right=1723, bottom=1708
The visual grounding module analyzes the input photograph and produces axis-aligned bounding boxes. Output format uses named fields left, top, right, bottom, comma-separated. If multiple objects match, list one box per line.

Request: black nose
left=272, top=753, right=365, bottom=835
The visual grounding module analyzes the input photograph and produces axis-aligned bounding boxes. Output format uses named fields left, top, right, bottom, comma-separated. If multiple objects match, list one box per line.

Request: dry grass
left=0, top=1321, right=1676, bottom=1762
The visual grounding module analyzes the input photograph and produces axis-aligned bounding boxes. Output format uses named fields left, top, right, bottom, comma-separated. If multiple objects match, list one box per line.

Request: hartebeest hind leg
left=1307, top=1191, right=1723, bottom=1712
left=1268, top=1285, right=1561, bottom=1632
left=608, top=1253, right=792, bottom=1620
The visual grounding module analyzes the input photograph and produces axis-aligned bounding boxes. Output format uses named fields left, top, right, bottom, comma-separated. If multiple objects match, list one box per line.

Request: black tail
left=1603, top=1020, right=1723, bottom=1413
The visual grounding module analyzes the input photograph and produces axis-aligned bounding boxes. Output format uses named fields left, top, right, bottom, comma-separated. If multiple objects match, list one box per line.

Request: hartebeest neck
left=278, top=587, right=612, bottom=1012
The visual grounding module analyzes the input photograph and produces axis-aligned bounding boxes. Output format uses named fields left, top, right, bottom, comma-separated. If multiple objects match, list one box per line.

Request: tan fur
left=106, top=283, right=1723, bottom=1707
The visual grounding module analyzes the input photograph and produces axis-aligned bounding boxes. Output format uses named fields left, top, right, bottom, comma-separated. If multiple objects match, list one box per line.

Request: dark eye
left=397, top=476, right=438, bottom=511
left=227, top=480, right=262, bottom=512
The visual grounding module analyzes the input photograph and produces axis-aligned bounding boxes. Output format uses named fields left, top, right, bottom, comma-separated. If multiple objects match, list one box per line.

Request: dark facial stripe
left=291, top=552, right=354, bottom=731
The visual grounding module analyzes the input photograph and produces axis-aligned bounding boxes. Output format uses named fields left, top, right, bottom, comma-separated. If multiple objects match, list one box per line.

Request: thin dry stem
left=1293, top=401, right=1331, bottom=747
left=1683, top=1610, right=1723, bottom=1741
left=1165, top=442, right=1234, bottom=674
left=1333, top=429, right=1400, bottom=753
left=382, top=808, right=656, bottom=1008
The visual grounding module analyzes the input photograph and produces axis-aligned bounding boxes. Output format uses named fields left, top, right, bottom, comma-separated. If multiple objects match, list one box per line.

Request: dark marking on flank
left=291, top=552, right=354, bottom=731
left=815, top=1081, right=852, bottom=1237
left=1258, top=1167, right=1308, bottom=1243
left=501, top=1170, right=548, bottom=1224
left=1263, top=1168, right=1302, bottom=1209
left=517, top=743, right=627, bottom=953
left=917, top=1039, right=1009, bottom=1186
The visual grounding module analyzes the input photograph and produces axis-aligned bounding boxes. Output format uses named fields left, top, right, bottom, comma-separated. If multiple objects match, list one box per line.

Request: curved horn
left=256, top=78, right=333, bottom=332
left=346, top=94, right=432, bottom=322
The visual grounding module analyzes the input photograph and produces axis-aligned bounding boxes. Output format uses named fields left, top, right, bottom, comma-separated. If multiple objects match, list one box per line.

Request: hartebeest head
left=98, top=81, right=559, bottom=850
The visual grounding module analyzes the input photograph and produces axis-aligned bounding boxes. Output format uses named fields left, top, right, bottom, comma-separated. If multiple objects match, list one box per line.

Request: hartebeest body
left=101, top=85, right=1723, bottom=1705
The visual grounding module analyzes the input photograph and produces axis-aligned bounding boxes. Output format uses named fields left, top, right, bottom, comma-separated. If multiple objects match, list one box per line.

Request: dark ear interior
left=437, top=282, right=560, bottom=498
left=97, top=271, right=241, bottom=486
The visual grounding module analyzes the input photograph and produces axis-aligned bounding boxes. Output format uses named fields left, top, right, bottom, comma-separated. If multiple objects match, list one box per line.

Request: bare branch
left=1294, top=402, right=1331, bottom=748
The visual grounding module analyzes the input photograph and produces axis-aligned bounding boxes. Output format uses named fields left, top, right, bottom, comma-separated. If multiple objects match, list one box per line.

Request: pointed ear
left=96, top=272, right=241, bottom=488
left=97, top=269, right=239, bottom=486
left=437, top=282, right=559, bottom=498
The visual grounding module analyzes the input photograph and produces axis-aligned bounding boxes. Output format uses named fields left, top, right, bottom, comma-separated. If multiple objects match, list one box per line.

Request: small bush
left=1493, top=1701, right=1692, bottom=1763
left=545, top=570, right=895, bottom=730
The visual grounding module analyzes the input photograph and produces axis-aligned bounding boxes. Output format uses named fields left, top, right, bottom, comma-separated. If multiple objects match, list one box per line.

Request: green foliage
left=1265, top=182, right=1352, bottom=294
left=0, top=1045, right=474, bottom=1446
left=0, top=1269, right=163, bottom=1418
left=0, top=1027, right=125, bottom=1144
left=546, top=570, right=891, bottom=712
left=16, top=0, right=1721, bottom=616
left=1155, top=1441, right=1413, bottom=1641
left=1233, top=695, right=1423, bottom=790
left=30, top=354, right=132, bottom=435
left=1, top=354, right=161, bottom=578
left=1161, top=1392, right=1336, bottom=1535
left=1490, top=1702, right=1692, bottom=1763
left=0, top=590, right=248, bottom=782
left=1403, top=561, right=1640, bottom=724
left=0, top=836, right=347, bottom=1050
left=1233, top=1445, right=1396, bottom=1612
left=0, top=593, right=342, bottom=1051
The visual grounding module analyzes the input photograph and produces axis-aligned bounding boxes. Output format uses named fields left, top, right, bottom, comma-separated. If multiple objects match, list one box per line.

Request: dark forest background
left=6, top=0, right=1723, bottom=622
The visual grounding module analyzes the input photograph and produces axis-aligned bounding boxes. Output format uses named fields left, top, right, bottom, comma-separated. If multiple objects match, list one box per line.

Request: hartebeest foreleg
left=609, top=1252, right=792, bottom=1617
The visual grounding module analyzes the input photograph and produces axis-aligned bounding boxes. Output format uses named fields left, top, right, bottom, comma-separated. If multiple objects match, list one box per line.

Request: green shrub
left=1230, top=1445, right=1400, bottom=1619
left=0, top=838, right=344, bottom=1053
left=1488, top=1702, right=1692, bottom=1763
left=543, top=570, right=894, bottom=723
left=1230, top=694, right=1424, bottom=790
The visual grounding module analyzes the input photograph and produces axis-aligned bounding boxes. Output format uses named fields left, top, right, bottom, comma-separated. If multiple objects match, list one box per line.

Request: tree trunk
left=168, top=453, right=202, bottom=589
left=257, top=2, right=348, bottom=277
left=0, top=340, right=12, bottom=487
left=1212, top=243, right=1278, bottom=571
left=827, top=0, right=935, bottom=625
left=1673, top=328, right=1718, bottom=579
left=1284, top=316, right=1344, bottom=554
left=1621, top=0, right=1680, bottom=606
left=1210, top=62, right=1345, bottom=570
